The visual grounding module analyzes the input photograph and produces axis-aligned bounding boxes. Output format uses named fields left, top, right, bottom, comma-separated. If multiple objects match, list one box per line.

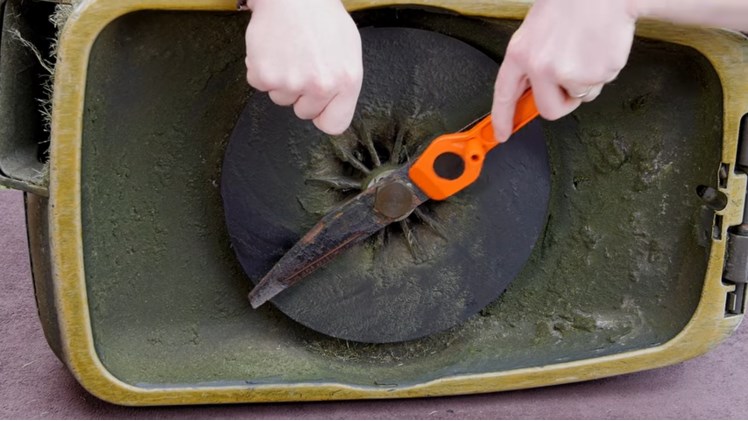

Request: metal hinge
left=724, top=230, right=748, bottom=315
left=722, top=114, right=748, bottom=316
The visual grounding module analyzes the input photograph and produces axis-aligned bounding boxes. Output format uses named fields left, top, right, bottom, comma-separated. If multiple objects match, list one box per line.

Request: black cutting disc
left=221, top=27, right=550, bottom=343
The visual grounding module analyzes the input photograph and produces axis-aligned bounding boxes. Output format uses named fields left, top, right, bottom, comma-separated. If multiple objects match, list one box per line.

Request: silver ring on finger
left=568, top=86, right=593, bottom=99
left=580, top=84, right=604, bottom=103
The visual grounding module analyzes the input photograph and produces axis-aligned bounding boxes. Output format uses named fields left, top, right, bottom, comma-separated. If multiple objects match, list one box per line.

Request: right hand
left=492, top=0, right=638, bottom=142
left=243, top=0, right=363, bottom=135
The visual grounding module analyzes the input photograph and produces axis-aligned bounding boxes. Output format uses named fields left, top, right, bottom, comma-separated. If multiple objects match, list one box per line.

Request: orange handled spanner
left=248, top=90, right=539, bottom=308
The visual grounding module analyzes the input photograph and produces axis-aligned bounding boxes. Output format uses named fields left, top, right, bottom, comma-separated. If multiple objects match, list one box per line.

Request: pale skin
left=242, top=0, right=362, bottom=135
left=491, top=0, right=748, bottom=142
left=242, top=0, right=748, bottom=139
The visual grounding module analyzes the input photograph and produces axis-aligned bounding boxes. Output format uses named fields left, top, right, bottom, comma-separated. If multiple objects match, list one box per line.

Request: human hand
left=242, top=0, right=363, bottom=135
left=492, top=0, right=638, bottom=142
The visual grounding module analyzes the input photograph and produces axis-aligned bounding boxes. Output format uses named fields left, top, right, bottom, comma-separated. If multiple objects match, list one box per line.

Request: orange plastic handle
left=408, top=89, right=539, bottom=200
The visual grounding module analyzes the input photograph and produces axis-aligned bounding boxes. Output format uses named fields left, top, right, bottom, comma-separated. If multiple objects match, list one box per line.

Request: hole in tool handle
left=433, top=152, right=465, bottom=180
left=409, top=89, right=539, bottom=200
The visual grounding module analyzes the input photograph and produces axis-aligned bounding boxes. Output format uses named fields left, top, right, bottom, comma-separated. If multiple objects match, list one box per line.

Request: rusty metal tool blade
left=248, top=166, right=428, bottom=308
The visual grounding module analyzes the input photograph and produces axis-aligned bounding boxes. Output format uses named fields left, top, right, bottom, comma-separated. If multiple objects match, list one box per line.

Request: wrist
left=242, top=0, right=343, bottom=11
left=241, top=0, right=259, bottom=11
left=626, top=0, right=648, bottom=20
left=240, top=0, right=273, bottom=12
left=628, top=0, right=674, bottom=21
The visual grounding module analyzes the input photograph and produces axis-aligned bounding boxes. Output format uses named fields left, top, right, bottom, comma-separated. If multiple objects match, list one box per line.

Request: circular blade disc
left=221, top=27, right=550, bottom=343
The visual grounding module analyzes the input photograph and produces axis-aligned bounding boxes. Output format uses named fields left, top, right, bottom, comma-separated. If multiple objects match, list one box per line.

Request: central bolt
left=374, top=181, right=415, bottom=221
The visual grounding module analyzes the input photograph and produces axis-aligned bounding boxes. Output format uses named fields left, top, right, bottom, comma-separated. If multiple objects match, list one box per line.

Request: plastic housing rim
left=49, top=0, right=748, bottom=406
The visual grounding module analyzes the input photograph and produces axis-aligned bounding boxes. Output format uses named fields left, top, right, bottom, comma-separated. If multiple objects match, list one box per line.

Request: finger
left=245, top=62, right=276, bottom=92
left=313, top=88, right=360, bottom=135
left=293, top=94, right=332, bottom=120
left=492, top=58, right=530, bottom=143
left=268, top=90, right=301, bottom=106
left=560, top=63, right=622, bottom=95
left=580, top=83, right=604, bottom=103
left=562, top=84, right=593, bottom=100
left=531, top=75, right=581, bottom=121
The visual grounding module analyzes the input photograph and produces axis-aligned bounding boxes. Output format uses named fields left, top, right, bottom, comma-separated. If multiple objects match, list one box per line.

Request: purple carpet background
left=1, top=189, right=746, bottom=419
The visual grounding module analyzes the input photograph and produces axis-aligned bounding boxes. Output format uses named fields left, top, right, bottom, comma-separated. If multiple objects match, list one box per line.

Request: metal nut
left=374, top=182, right=415, bottom=221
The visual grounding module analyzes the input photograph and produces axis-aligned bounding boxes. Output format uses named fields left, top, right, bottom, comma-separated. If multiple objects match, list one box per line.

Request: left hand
left=242, top=0, right=363, bottom=135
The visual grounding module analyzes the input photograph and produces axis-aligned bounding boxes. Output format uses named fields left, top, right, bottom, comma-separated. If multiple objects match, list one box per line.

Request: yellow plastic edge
left=48, top=0, right=748, bottom=406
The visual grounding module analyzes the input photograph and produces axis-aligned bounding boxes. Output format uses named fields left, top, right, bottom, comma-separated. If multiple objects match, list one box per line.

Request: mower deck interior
left=76, top=8, right=721, bottom=387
